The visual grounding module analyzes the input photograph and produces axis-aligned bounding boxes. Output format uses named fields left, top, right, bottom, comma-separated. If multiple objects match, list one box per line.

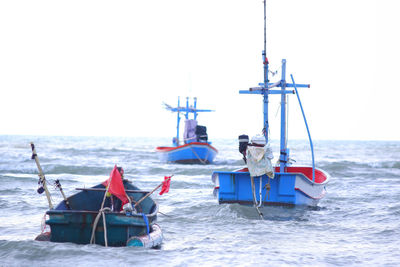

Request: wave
left=319, top=160, right=400, bottom=172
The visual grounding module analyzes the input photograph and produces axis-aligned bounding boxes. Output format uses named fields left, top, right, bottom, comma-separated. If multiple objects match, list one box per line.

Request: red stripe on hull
left=234, top=166, right=327, bottom=184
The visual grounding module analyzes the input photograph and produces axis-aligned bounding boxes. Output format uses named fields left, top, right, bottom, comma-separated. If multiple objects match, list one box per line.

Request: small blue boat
left=31, top=144, right=163, bottom=248
left=211, top=2, right=329, bottom=213
left=156, top=97, right=218, bottom=164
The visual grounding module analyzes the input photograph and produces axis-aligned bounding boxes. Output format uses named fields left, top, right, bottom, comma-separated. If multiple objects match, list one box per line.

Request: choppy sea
left=0, top=135, right=399, bottom=266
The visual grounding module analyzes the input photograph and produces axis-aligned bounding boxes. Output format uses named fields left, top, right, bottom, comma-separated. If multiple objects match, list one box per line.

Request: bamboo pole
left=30, top=143, right=53, bottom=210
left=134, top=176, right=172, bottom=208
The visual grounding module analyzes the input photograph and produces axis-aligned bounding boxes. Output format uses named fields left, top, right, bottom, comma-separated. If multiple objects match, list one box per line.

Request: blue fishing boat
left=211, top=1, right=329, bottom=215
left=31, top=143, right=164, bottom=248
left=156, top=97, right=218, bottom=164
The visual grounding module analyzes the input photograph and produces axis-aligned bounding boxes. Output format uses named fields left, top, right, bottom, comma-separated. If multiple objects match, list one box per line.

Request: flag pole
left=134, top=176, right=172, bottom=208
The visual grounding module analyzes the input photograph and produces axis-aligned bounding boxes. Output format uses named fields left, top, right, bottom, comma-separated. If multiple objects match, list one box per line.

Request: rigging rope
left=250, top=176, right=264, bottom=220
left=90, top=207, right=111, bottom=246
left=90, top=173, right=115, bottom=247
left=189, top=145, right=209, bottom=165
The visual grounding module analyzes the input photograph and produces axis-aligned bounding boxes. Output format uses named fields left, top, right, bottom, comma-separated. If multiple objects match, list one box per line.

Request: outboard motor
left=195, top=125, right=208, bottom=142
left=238, top=134, right=249, bottom=163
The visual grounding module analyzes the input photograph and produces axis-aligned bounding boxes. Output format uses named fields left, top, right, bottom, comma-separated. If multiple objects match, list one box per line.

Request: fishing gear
left=54, top=179, right=71, bottom=209
left=30, top=143, right=53, bottom=209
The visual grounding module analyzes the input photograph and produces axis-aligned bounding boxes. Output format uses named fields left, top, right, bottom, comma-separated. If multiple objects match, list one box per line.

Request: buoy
left=35, top=231, right=51, bottom=241
left=126, top=224, right=163, bottom=248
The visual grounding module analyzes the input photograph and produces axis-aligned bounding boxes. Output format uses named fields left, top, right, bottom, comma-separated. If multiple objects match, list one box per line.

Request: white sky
left=0, top=0, right=398, bottom=141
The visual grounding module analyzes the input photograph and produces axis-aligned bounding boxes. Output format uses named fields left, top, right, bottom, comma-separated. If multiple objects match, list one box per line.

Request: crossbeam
left=239, top=89, right=295, bottom=95
left=165, top=107, right=214, bottom=113
left=257, top=83, right=310, bottom=88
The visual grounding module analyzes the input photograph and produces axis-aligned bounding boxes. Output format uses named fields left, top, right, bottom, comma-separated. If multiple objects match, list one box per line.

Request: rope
left=189, top=145, right=209, bottom=165
left=90, top=207, right=111, bottom=246
left=40, top=213, right=47, bottom=234
left=258, top=176, right=263, bottom=208
left=158, top=211, right=172, bottom=217
left=250, top=176, right=264, bottom=220
left=90, top=167, right=133, bottom=247
left=90, top=173, right=115, bottom=247
left=263, top=176, right=271, bottom=202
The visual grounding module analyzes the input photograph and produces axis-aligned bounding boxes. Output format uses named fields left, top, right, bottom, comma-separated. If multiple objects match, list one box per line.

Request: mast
left=262, top=0, right=269, bottom=142
left=239, top=1, right=310, bottom=173
left=279, top=60, right=288, bottom=172
left=185, top=97, right=189, bottom=119
left=194, top=97, right=198, bottom=120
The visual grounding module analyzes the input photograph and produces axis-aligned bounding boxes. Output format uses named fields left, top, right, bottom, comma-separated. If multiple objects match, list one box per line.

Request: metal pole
left=280, top=59, right=287, bottom=172
left=263, top=0, right=269, bottom=142
left=185, top=97, right=189, bottom=119
left=194, top=97, right=198, bottom=120
left=291, top=74, right=315, bottom=182
left=176, top=97, right=181, bottom=146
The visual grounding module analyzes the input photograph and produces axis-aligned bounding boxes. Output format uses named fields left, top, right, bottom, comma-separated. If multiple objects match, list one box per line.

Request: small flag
left=102, top=165, right=129, bottom=206
left=159, top=176, right=171, bottom=195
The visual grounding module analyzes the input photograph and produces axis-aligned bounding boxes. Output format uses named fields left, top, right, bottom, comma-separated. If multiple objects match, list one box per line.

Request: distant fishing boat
left=211, top=1, right=329, bottom=216
left=156, top=97, right=218, bottom=164
left=31, top=143, right=168, bottom=248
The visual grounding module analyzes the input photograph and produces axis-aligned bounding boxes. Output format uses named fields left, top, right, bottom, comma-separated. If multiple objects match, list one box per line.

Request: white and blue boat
left=156, top=97, right=218, bottom=164
left=212, top=1, right=329, bottom=213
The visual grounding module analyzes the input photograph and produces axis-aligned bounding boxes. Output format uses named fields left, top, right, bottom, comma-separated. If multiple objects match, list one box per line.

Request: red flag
left=159, top=176, right=171, bottom=195
left=102, top=165, right=129, bottom=205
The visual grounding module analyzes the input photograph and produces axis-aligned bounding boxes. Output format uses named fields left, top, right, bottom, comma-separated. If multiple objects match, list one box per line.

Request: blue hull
left=43, top=181, right=162, bottom=247
left=156, top=142, right=217, bottom=164
left=212, top=167, right=329, bottom=207
left=46, top=210, right=156, bottom=246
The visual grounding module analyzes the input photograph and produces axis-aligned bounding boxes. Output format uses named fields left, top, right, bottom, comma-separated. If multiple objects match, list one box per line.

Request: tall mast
left=262, top=0, right=269, bottom=142
left=194, top=97, right=198, bottom=120
left=239, top=1, right=311, bottom=174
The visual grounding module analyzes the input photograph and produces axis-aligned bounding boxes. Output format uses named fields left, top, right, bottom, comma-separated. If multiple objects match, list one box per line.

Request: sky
left=0, top=0, right=399, bottom=141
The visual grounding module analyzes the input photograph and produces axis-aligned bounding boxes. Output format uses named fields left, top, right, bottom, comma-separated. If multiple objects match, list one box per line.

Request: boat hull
left=43, top=181, right=162, bottom=247
left=212, top=166, right=329, bottom=207
left=156, top=142, right=217, bottom=164
left=46, top=210, right=158, bottom=247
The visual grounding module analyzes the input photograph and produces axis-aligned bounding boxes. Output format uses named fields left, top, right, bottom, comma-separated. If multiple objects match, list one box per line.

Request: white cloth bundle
left=246, top=143, right=274, bottom=178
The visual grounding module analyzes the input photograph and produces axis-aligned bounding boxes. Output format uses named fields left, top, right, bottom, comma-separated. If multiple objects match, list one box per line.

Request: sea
left=0, top=135, right=399, bottom=266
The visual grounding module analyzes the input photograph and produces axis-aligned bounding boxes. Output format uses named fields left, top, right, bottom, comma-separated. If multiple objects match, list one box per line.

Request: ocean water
left=0, top=135, right=399, bottom=266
